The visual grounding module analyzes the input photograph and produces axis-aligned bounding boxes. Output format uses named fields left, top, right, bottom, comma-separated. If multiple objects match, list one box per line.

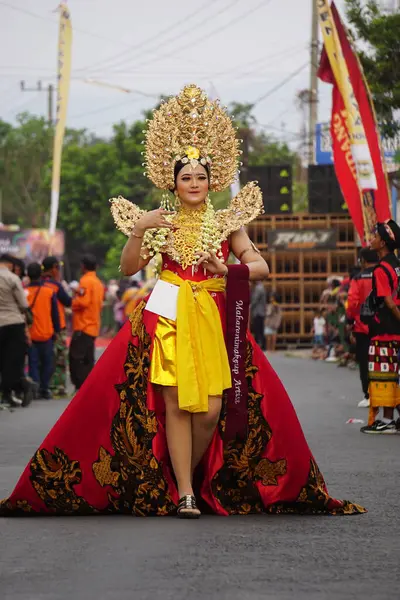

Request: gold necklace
left=172, top=205, right=206, bottom=270
left=142, top=198, right=223, bottom=269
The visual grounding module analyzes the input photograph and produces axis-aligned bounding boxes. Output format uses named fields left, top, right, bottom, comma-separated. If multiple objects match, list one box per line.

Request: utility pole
left=309, top=0, right=319, bottom=165
left=20, top=81, right=55, bottom=124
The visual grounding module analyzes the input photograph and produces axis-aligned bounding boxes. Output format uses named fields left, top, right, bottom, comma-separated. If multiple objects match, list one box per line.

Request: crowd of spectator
left=0, top=252, right=149, bottom=410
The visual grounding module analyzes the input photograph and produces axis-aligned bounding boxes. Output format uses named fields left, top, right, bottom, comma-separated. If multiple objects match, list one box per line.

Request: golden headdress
left=143, top=84, right=241, bottom=192
left=110, top=84, right=264, bottom=266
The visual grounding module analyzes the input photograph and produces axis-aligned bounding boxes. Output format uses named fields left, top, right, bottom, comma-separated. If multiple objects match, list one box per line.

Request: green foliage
left=101, top=232, right=127, bottom=281
left=0, top=113, right=53, bottom=226
left=1, top=102, right=302, bottom=277
left=292, top=181, right=308, bottom=213
left=229, top=102, right=256, bottom=129
left=345, top=0, right=400, bottom=137
left=229, top=102, right=297, bottom=169
left=248, top=131, right=296, bottom=167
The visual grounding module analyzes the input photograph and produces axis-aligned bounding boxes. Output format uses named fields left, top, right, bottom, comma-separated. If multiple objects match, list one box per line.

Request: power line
left=90, top=0, right=242, bottom=74
left=253, top=62, right=309, bottom=106
left=258, top=123, right=302, bottom=138
left=4, top=91, right=41, bottom=117
left=211, top=43, right=307, bottom=80
left=77, top=0, right=221, bottom=73
left=0, top=1, right=149, bottom=47
left=70, top=97, right=143, bottom=120
left=0, top=43, right=305, bottom=82
left=121, top=0, right=272, bottom=74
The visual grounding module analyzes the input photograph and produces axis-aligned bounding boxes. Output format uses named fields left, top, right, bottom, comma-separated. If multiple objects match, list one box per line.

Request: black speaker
left=308, top=165, right=348, bottom=214
left=247, top=165, right=293, bottom=214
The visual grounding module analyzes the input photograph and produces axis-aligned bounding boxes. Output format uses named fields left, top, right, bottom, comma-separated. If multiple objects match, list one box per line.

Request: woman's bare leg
left=271, top=333, right=277, bottom=352
left=191, top=395, right=222, bottom=475
left=266, top=335, right=272, bottom=352
left=163, top=386, right=193, bottom=498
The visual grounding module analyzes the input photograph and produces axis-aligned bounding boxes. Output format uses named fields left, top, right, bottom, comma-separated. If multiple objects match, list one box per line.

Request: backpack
left=360, top=263, right=396, bottom=325
left=25, top=286, right=41, bottom=327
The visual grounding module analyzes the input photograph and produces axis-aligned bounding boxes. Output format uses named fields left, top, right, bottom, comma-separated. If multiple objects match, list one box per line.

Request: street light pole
left=20, top=81, right=55, bottom=124
left=309, top=0, right=319, bottom=165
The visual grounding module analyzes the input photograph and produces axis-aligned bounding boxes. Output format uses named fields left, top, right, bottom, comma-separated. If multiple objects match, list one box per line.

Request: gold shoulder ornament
left=110, top=182, right=263, bottom=266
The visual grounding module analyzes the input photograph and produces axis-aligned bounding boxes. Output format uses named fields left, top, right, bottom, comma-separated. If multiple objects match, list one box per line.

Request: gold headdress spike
left=143, top=84, right=242, bottom=192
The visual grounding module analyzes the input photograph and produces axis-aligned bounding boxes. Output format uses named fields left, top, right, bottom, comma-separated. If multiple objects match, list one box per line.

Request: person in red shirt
left=347, top=248, right=378, bottom=408
left=69, top=254, right=104, bottom=391
left=360, top=220, right=400, bottom=435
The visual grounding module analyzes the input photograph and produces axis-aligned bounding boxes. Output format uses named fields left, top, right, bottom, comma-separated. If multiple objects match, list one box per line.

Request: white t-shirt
left=313, top=317, right=326, bottom=336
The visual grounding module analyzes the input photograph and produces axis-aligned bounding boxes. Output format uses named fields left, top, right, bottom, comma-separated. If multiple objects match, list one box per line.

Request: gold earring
left=174, top=191, right=181, bottom=209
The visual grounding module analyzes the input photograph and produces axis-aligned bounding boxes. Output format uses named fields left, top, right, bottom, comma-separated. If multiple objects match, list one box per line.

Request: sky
left=0, top=0, right=349, bottom=149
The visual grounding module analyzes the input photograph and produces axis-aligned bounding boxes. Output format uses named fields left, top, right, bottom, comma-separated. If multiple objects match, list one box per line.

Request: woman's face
left=175, top=164, right=209, bottom=208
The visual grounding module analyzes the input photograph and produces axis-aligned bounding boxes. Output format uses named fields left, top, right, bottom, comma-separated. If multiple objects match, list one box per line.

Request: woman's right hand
left=134, top=209, right=174, bottom=234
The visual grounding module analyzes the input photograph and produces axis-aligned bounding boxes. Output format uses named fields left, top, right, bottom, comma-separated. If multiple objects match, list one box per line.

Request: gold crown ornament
left=143, top=84, right=241, bottom=192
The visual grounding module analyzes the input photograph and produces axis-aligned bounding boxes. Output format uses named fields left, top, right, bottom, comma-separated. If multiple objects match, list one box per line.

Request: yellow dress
left=148, top=264, right=231, bottom=413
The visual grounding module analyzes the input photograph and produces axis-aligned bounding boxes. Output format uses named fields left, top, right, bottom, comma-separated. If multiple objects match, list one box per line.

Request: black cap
left=377, top=220, right=400, bottom=251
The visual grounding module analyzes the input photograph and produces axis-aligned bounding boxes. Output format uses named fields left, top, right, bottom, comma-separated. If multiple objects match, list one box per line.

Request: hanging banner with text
left=317, top=1, right=391, bottom=244
left=49, top=4, right=72, bottom=236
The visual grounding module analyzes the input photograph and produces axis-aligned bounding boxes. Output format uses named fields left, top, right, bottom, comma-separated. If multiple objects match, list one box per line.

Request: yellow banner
left=317, top=0, right=376, bottom=192
left=49, top=4, right=72, bottom=235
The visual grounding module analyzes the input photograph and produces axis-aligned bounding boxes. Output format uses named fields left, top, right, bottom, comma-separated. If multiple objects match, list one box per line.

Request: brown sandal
left=177, top=495, right=201, bottom=519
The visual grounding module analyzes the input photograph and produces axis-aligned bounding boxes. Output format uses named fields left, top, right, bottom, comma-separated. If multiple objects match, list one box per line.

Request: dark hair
left=173, top=160, right=210, bottom=191
left=0, top=253, right=15, bottom=264
left=82, top=254, right=97, bottom=271
left=42, top=255, right=59, bottom=272
left=269, top=291, right=280, bottom=303
left=360, top=248, right=379, bottom=264
left=27, top=262, right=42, bottom=281
left=12, top=257, right=26, bottom=277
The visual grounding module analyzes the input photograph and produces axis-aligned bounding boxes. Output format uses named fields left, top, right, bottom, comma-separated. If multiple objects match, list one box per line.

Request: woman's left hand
left=195, top=252, right=228, bottom=276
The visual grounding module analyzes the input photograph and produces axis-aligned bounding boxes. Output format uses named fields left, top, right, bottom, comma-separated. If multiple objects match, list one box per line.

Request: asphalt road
left=0, top=353, right=399, bottom=600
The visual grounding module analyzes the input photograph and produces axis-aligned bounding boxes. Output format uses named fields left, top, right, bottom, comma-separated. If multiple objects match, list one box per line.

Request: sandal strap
left=177, top=495, right=197, bottom=512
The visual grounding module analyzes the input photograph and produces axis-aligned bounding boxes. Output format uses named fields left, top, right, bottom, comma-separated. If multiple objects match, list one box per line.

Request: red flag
left=318, top=1, right=391, bottom=243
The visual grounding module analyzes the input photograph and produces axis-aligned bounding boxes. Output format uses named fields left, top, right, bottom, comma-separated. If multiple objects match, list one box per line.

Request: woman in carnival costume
left=0, top=85, right=365, bottom=518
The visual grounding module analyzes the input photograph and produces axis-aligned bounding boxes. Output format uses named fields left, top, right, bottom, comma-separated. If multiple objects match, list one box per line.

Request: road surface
left=0, top=353, right=399, bottom=600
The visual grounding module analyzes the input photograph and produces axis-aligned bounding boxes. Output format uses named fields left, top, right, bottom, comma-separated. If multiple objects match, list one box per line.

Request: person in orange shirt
left=26, top=263, right=60, bottom=400
left=69, top=254, right=104, bottom=391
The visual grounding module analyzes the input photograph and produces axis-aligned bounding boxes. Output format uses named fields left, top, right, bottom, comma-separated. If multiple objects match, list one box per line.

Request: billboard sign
left=0, top=228, right=65, bottom=264
left=267, top=229, right=337, bottom=251
left=315, top=122, right=399, bottom=171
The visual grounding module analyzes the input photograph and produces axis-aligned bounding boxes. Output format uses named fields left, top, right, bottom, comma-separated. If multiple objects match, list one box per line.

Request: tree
left=345, top=0, right=400, bottom=137
left=229, top=101, right=297, bottom=187
left=58, top=118, right=156, bottom=276
left=0, top=114, right=53, bottom=226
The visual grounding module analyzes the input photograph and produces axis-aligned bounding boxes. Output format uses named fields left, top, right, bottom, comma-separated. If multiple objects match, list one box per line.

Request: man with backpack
left=42, top=256, right=72, bottom=398
left=26, top=263, right=60, bottom=400
left=360, top=220, right=400, bottom=435
left=347, top=248, right=379, bottom=408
